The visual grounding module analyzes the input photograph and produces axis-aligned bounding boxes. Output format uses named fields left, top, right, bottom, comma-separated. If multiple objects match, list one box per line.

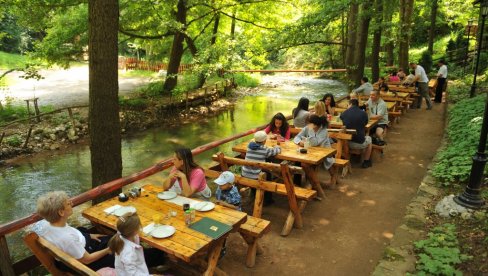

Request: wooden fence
left=118, top=57, right=195, bottom=73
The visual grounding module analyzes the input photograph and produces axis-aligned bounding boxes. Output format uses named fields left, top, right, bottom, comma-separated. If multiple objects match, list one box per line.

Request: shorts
left=370, top=124, right=388, bottom=135
left=349, top=136, right=372, bottom=150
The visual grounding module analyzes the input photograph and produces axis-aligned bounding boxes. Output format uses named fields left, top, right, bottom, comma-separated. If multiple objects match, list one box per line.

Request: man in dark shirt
left=340, top=99, right=373, bottom=168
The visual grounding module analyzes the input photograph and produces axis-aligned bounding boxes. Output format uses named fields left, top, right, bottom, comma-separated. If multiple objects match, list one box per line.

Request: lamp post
left=463, top=19, right=474, bottom=75
left=455, top=0, right=488, bottom=209
left=470, top=1, right=488, bottom=98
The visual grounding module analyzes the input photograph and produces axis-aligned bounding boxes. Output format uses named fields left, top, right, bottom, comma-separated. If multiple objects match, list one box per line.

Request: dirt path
left=220, top=103, right=445, bottom=275
left=3, top=65, right=150, bottom=108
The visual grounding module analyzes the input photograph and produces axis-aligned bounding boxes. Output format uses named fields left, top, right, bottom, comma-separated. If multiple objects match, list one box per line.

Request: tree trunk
left=341, top=11, right=346, bottom=67
left=384, top=8, right=394, bottom=66
left=345, top=2, right=358, bottom=80
left=352, top=1, right=373, bottom=86
left=163, top=0, right=187, bottom=92
left=371, top=0, right=383, bottom=83
left=398, top=0, right=414, bottom=72
left=88, top=0, right=122, bottom=202
left=230, top=9, right=237, bottom=39
left=211, top=13, right=220, bottom=45
left=428, top=0, right=438, bottom=53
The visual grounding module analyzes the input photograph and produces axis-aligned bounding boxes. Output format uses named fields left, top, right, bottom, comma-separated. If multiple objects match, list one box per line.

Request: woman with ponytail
left=109, top=213, right=166, bottom=276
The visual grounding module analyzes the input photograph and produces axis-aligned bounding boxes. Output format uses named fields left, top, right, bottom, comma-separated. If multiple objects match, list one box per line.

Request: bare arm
left=173, top=170, right=198, bottom=197
left=78, top=248, right=110, bottom=265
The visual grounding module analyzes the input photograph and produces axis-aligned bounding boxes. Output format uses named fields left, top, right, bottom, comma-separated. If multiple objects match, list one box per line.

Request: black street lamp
left=463, top=19, right=474, bottom=75
left=455, top=0, right=488, bottom=209
left=470, top=1, right=488, bottom=98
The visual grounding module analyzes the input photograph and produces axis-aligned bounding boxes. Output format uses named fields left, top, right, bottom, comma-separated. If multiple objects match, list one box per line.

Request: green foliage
left=432, top=94, right=487, bottom=183
left=233, top=73, right=260, bottom=87
left=412, top=224, right=471, bottom=276
left=5, top=134, right=22, bottom=147
left=0, top=104, right=28, bottom=122
left=0, top=50, right=26, bottom=69
left=419, top=50, right=433, bottom=74
left=119, top=97, right=148, bottom=110
left=120, top=70, right=157, bottom=78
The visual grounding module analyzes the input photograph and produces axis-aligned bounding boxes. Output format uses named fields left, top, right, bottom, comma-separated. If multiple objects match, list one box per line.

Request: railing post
left=185, top=91, right=189, bottom=117
left=0, top=235, right=15, bottom=276
left=68, top=108, right=77, bottom=136
left=204, top=87, right=208, bottom=106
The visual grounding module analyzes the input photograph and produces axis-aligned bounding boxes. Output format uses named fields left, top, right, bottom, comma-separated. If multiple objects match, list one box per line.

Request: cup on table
left=327, top=114, right=332, bottom=122
left=152, top=214, right=162, bottom=225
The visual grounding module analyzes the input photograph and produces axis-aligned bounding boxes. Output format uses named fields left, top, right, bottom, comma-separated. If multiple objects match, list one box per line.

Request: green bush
left=432, top=94, right=486, bottom=183
left=233, top=73, right=260, bottom=87
left=5, top=134, right=22, bottom=147
left=412, top=224, right=471, bottom=276
left=119, top=97, right=148, bottom=110
left=419, top=50, right=433, bottom=74
left=137, top=81, right=164, bottom=97
left=0, top=104, right=28, bottom=123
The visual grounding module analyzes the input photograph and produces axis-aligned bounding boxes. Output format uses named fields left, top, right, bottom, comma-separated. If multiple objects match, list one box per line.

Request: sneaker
left=361, top=160, right=372, bottom=168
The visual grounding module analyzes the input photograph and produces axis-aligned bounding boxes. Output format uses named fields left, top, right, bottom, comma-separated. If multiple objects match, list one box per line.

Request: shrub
left=419, top=50, right=433, bottom=74
left=412, top=224, right=471, bottom=276
left=5, top=134, right=22, bottom=147
left=233, top=73, right=260, bottom=87
left=0, top=104, right=28, bottom=123
left=432, top=94, right=486, bottom=183
left=119, top=97, right=148, bottom=110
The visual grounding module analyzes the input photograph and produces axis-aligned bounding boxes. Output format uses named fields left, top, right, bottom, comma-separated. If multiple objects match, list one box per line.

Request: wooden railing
left=118, top=57, right=195, bottom=73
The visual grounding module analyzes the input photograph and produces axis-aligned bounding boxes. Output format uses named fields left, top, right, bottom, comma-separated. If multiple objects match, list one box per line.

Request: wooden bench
left=205, top=161, right=315, bottom=237
left=23, top=232, right=98, bottom=276
left=238, top=215, right=271, bottom=267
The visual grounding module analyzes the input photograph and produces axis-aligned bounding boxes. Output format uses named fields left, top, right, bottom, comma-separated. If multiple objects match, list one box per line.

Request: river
left=0, top=75, right=347, bottom=261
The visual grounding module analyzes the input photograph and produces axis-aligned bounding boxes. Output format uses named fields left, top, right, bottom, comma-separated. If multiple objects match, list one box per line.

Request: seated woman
left=321, top=93, right=336, bottom=115
left=293, top=115, right=335, bottom=185
left=397, top=69, right=406, bottom=81
left=314, top=101, right=327, bottom=117
left=389, top=71, right=400, bottom=82
left=292, top=97, right=310, bottom=128
left=349, top=91, right=366, bottom=111
left=163, top=148, right=211, bottom=199
left=375, top=77, right=389, bottom=92
left=36, top=191, right=114, bottom=272
left=264, top=112, right=290, bottom=142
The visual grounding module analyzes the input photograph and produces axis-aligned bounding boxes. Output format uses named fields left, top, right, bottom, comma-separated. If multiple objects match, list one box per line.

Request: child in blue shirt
left=214, top=171, right=241, bottom=211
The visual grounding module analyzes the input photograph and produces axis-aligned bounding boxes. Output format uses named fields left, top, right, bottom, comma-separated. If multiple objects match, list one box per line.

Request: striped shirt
left=241, top=141, right=281, bottom=179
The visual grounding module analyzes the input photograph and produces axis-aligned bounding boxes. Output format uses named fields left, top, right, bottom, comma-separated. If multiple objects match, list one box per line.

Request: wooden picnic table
left=328, top=116, right=379, bottom=133
left=336, top=98, right=396, bottom=111
left=82, top=184, right=247, bottom=276
left=232, top=140, right=336, bottom=199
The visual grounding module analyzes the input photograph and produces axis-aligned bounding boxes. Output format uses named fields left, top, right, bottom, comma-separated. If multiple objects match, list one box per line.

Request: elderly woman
left=36, top=191, right=114, bottom=271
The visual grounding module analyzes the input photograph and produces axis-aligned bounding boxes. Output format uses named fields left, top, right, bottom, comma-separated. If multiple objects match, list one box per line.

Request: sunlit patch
left=382, top=232, right=394, bottom=239
left=418, top=163, right=424, bottom=168
left=338, top=185, right=349, bottom=192
left=319, top=219, right=330, bottom=225
left=360, top=199, right=376, bottom=206
left=346, top=190, right=359, bottom=197
left=409, top=155, right=415, bottom=159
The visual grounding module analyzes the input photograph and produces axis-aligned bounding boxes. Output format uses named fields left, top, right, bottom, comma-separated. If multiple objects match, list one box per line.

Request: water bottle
left=304, top=137, right=310, bottom=149
left=184, top=210, right=192, bottom=226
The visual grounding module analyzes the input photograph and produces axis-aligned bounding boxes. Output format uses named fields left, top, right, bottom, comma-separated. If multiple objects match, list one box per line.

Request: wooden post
left=33, top=98, right=41, bottom=122
left=216, top=152, right=229, bottom=171
left=281, top=201, right=307, bottom=236
left=215, top=83, right=218, bottom=93
left=280, top=161, right=302, bottom=228
left=23, top=125, right=33, bottom=148
left=203, top=238, right=225, bottom=276
left=185, top=91, right=189, bottom=117
left=204, top=87, right=208, bottom=106
left=0, top=132, right=5, bottom=145
left=0, top=235, right=15, bottom=276
left=24, top=100, right=32, bottom=123
left=67, top=108, right=77, bottom=135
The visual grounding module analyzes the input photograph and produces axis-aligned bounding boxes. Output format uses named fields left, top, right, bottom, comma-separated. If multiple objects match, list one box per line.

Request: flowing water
left=0, top=75, right=347, bottom=260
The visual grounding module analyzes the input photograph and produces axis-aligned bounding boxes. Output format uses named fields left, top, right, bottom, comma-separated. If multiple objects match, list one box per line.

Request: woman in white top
left=36, top=191, right=113, bottom=271
left=292, top=97, right=310, bottom=128
left=108, top=213, right=165, bottom=276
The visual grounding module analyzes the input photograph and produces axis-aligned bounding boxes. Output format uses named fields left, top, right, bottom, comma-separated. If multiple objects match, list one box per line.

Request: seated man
left=366, top=90, right=388, bottom=145
left=340, top=99, right=373, bottom=168
left=352, top=77, right=374, bottom=96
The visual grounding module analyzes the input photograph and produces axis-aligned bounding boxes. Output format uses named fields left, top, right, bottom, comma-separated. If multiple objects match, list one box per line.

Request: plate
left=113, top=206, right=136, bottom=217
left=151, top=225, right=176, bottom=239
left=157, top=191, right=177, bottom=200
left=192, top=201, right=215, bottom=212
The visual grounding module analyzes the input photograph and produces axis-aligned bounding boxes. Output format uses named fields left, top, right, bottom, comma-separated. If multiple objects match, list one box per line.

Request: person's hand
left=298, top=141, right=304, bottom=147
left=90, top=233, right=106, bottom=242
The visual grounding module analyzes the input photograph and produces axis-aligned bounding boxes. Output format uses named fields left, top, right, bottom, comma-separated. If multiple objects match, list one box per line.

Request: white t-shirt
left=437, top=65, right=447, bottom=78
left=41, top=223, right=86, bottom=259
left=415, top=65, right=429, bottom=83
left=115, top=235, right=150, bottom=276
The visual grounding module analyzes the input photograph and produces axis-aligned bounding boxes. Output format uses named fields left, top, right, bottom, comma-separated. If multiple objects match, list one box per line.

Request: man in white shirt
left=409, top=62, right=433, bottom=110
left=435, top=60, right=447, bottom=103
left=353, top=77, right=374, bottom=96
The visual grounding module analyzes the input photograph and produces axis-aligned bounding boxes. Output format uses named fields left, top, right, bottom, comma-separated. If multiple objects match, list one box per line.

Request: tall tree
left=352, top=0, right=373, bottom=86
left=428, top=0, right=438, bottom=53
left=383, top=8, right=395, bottom=66
left=398, top=0, right=414, bottom=71
left=345, top=2, right=358, bottom=81
left=371, top=0, right=384, bottom=83
left=88, top=0, right=122, bottom=200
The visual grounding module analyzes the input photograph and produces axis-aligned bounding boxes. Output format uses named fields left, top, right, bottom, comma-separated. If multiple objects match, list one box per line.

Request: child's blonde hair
left=314, top=101, right=326, bottom=117
left=349, top=92, right=363, bottom=107
left=108, top=212, right=141, bottom=255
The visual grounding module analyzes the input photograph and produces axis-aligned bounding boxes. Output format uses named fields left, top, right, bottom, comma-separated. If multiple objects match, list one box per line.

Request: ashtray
left=118, top=193, right=129, bottom=202
left=299, top=148, right=308, bottom=154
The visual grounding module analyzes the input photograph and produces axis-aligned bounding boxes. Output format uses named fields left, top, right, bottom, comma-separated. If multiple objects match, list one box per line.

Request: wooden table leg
left=311, top=167, right=326, bottom=200
left=281, top=200, right=307, bottom=236
left=204, top=238, right=225, bottom=276
left=252, top=189, right=264, bottom=218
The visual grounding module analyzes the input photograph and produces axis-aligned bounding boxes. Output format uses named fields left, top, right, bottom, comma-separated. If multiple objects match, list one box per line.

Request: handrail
left=0, top=118, right=282, bottom=236
left=230, top=69, right=347, bottom=73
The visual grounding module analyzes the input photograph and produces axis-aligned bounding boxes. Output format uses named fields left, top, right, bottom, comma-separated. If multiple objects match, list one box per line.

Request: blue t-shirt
left=340, top=106, right=368, bottom=143
left=215, top=186, right=241, bottom=211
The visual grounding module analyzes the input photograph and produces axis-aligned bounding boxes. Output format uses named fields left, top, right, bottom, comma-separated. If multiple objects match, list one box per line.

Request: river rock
left=50, top=143, right=60, bottom=150
left=67, top=129, right=79, bottom=142
left=33, top=128, right=44, bottom=135
left=435, top=194, right=471, bottom=218
left=49, top=134, right=57, bottom=141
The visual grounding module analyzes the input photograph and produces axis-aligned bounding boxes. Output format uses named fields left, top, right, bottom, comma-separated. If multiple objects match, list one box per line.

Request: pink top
left=264, top=125, right=291, bottom=141
left=170, top=167, right=207, bottom=192
left=389, top=75, right=400, bottom=82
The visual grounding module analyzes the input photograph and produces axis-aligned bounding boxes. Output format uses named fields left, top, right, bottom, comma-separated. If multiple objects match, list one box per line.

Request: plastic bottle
left=304, top=137, right=310, bottom=149
left=184, top=210, right=192, bottom=226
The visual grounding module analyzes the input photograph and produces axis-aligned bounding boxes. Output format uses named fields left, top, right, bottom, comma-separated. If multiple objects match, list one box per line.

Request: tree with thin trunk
left=345, top=2, right=358, bottom=81
left=371, top=0, right=384, bottom=83
left=428, top=0, right=438, bottom=54
left=398, top=0, right=414, bottom=72
left=88, top=0, right=122, bottom=202
left=352, top=0, right=373, bottom=86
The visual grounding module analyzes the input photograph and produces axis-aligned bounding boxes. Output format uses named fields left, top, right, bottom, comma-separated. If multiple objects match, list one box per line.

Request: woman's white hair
left=36, top=191, right=70, bottom=223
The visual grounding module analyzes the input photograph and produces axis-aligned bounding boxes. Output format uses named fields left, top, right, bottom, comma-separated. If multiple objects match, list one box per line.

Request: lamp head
left=482, top=0, right=488, bottom=16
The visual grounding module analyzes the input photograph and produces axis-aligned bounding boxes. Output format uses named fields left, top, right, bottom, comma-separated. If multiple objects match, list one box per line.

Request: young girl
left=163, top=148, right=212, bottom=199
left=321, top=93, right=336, bottom=115
left=292, top=97, right=310, bottom=128
left=314, top=101, right=327, bottom=118
left=264, top=112, right=290, bottom=142
left=108, top=213, right=165, bottom=276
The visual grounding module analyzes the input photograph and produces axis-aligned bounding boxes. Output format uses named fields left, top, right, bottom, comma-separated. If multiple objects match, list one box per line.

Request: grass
left=120, top=70, right=158, bottom=78
left=409, top=35, right=452, bottom=63
left=0, top=51, right=28, bottom=70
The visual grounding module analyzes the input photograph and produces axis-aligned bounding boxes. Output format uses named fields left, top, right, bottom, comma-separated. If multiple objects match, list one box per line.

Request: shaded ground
left=217, top=103, right=445, bottom=275
left=3, top=65, right=150, bottom=107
